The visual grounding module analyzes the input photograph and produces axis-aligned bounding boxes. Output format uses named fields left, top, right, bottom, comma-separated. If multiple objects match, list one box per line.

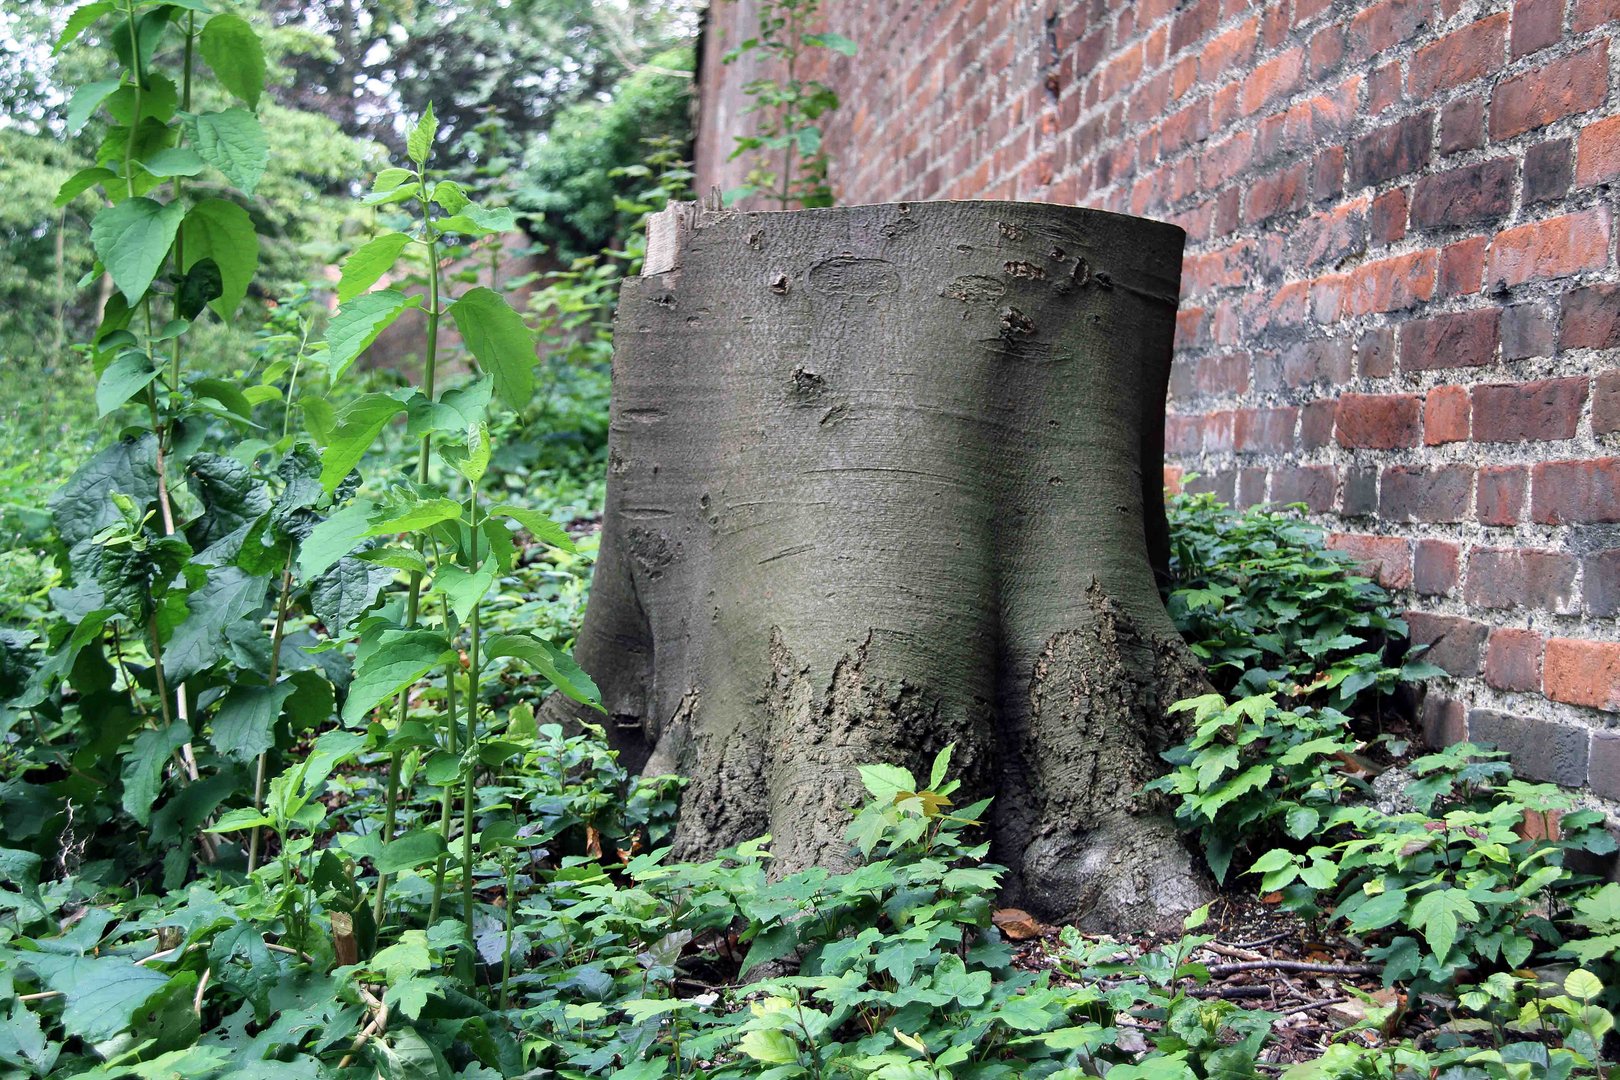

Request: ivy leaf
left=91, top=197, right=186, bottom=304
left=448, top=287, right=535, bottom=409
left=50, top=434, right=159, bottom=548
left=407, top=103, right=437, bottom=165
left=163, top=565, right=270, bottom=682
left=326, top=291, right=418, bottom=383
left=337, top=232, right=412, bottom=304
left=121, top=720, right=190, bottom=826
left=341, top=630, right=453, bottom=724
left=185, top=108, right=268, bottom=194
left=64, top=79, right=120, bottom=132
left=185, top=452, right=270, bottom=548
left=316, top=393, right=407, bottom=495
left=210, top=681, right=296, bottom=762
left=96, top=352, right=159, bottom=417
left=486, top=502, right=576, bottom=554
left=182, top=199, right=259, bottom=319
left=310, top=556, right=393, bottom=634
left=199, top=13, right=265, bottom=108
left=36, top=955, right=171, bottom=1043
left=55, top=2, right=116, bottom=54
left=432, top=554, right=497, bottom=624
left=484, top=633, right=603, bottom=711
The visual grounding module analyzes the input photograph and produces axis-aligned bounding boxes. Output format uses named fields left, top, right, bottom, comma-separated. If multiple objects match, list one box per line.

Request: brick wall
left=692, top=0, right=1620, bottom=797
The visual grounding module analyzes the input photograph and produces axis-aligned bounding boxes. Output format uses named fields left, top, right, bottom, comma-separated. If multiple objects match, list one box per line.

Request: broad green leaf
left=55, top=2, right=116, bottom=54
left=487, top=503, right=575, bottom=553
left=375, top=830, right=446, bottom=875
left=37, top=954, right=170, bottom=1043
left=448, top=287, right=535, bottom=408
left=337, top=232, right=412, bottom=303
left=50, top=433, right=159, bottom=547
left=326, top=290, right=417, bottom=383
left=372, top=167, right=413, bottom=193
left=185, top=452, right=270, bottom=547
left=341, top=630, right=453, bottom=724
left=140, top=146, right=207, bottom=177
left=310, top=556, right=392, bottom=633
left=364, top=497, right=463, bottom=537
left=407, top=103, right=437, bottom=165
left=430, top=179, right=469, bottom=213
left=55, top=166, right=116, bottom=206
left=806, top=31, right=859, bottom=55
left=182, top=198, right=259, bottom=318
left=406, top=375, right=493, bottom=437
left=163, top=565, right=270, bottom=682
left=185, top=107, right=268, bottom=194
left=1409, top=888, right=1479, bottom=964
left=199, top=13, right=265, bottom=107
left=176, top=258, right=223, bottom=320
left=64, top=78, right=119, bottom=132
left=209, top=808, right=274, bottom=833
left=211, top=681, right=296, bottom=762
left=738, top=1029, right=798, bottom=1065
left=1565, top=969, right=1604, bottom=1001
left=96, top=352, right=158, bottom=417
left=440, top=421, right=490, bottom=484
left=121, top=720, right=190, bottom=825
left=485, top=633, right=603, bottom=710
left=317, top=393, right=407, bottom=494
left=432, top=554, right=497, bottom=624
left=435, top=205, right=518, bottom=236
left=857, top=762, right=915, bottom=803
left=91, top=197, right=186, bottom=304
left=298, top=499, right=377, bottom=579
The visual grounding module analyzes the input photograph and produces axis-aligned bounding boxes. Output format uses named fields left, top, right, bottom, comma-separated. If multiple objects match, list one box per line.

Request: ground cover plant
left=1, top=5, right=1617, bottom=1080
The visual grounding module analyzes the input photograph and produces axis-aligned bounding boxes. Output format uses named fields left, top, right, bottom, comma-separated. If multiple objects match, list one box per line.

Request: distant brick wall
left=693, top=0, right=1620, bottom=799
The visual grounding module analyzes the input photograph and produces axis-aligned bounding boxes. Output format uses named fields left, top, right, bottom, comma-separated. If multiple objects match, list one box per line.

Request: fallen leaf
left=993, top=908, right=1045, bottom=940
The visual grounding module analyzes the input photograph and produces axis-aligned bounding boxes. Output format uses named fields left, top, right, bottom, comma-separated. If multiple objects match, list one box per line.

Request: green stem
left=372, top=174, right=443, bottom=929
left=499, top=851, right=514, bottom=1009
left=428, top=589, right=459, bottom=925
left=461, top=488, right=481, bottom=950
left=248, top=549, right=296, bottom=873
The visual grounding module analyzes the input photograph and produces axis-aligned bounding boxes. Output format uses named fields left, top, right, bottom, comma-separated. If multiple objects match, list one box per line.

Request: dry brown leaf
left=993, top=908, right=1045, bottom=940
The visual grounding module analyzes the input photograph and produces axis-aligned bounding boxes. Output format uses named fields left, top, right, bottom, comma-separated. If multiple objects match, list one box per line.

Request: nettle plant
left=721, top=0, right=856, bottom=207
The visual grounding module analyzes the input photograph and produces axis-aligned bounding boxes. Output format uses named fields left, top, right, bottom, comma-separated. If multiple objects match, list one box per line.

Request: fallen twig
left=1206, top=959, right=1380, bottom=978
left=1278, top=995, right=1349, bottom=1017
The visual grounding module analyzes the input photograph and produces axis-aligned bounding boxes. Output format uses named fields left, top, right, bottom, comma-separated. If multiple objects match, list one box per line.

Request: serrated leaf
left=37, top=954, right=171, bottom=1043
left=448, top=287, right=535, bottom=408
left=211, top=681, right=296, bottom=762
left=341, top=630, right=453, bottom=724
left=91, top=196, right=186, bottom=304
left=317, top=393, right=407, bottom=494
left=436, top=205, right=518, bottom=236
left=199, top=13, right=265, bottom=107
left=407, top=104, right=437, bottom=165
left=121, top=720, right=190, bottom=826
left=182, top=198, right=259, bottom=319
left=338, top=232, right=412, bottom=304
left=96, top=352, right=158, bottom=417
left=487, top=502, right=575, bottom=553
left=326, top=290, right=417, bottom=382
left=310, top=555, right=392, bottom=633
left=365, top=497, right=463, bottom=537
left=56, top=165, right=116, bottom=205
left=484, top=633, right=603, bottom=710
left=55, top=2, right=116, bottom=54
left=375, top=830, right=446, bottom=875
left=65, top=78, right=120, bottom=132
left=185, top=107, right=268, bottom=194
left=1565, top=969, right=1604, bottom=1001
left=141, top=146, right=207, bottom=177
left=163, top=565, right=270, bottom=682
left=440, top=421, right=490, bottom=484
left=185, top=452, right=270, bottom=548
left=372, top=167, right=413, bottom=193
left=50, top=433, right=159, bottom=547
left=432, top=554, right=496, bottom=624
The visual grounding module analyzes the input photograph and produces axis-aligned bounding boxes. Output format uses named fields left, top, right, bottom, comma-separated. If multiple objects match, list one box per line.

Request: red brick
left=1502, top=303, right=1555, bottom=358
left=1357, top=327, right=1395, bottom=377
left=1476, top=465, right=1527, bottom=525
left=1380, top=464, right=1474, bottom=521
left=1466, top=547, right=1579, bottom=610
left=1241, top=47, right=1304, bottom=116
left=1407, top=612, right=1489, bottom=675
left=1367, top=60, right=1404, bottom=113
left=1489, top=41, right=1609, bottom=139
left=1309, top=22, right=1346, bottom=76
left=1336, top=392, right=1424, bottom=448
left=1347, top=0, right=1431, bottom=60
left=1399, top=308, right=1499, bottom=371
left=1471, top=378, right=1589, bottom=443
left=1343, top=250, right=1437, bottom=316
left=1350, top=112, right=1434, bottom=188
left=1414, top=539, right=1461, bottom=595
left=1586, top=549, right=1620, bottom=616
left=1572, top=0, right=1620, bottom=31
left=1523, top=138, right=1572, bottom=204
left=1486, top=209, right=1611, bottom=287
left=1236, top=467, right=1268, bottom=507
left=1234, top=406, right=1298, bottom=452
left=1511, top=0, right=1565, bottom=57
left=1561, top=283, right=1620, bottom=350
left=1440, top=95, right=1486, bottom=155
left=1271, top=465, right=1336, bottom=511
left=1531, top=458, right=1620, bottom=523
left=1438, top=236, right=1488, bottom=295
left=1172, top=0, right=1221, bottom=53
left=1422, top=694, right=1466, bottom=746
left=1591, top=733, right=1620, bottom=801
left=1576, top=114, right=1620, bottom=187
left=1485, top=628, right=1544, bottom=691
left=1410, top=158, right=1515, bottom=229
left=1301, top=398, right=1338, bottom=448
left=1328, top=532, right=1413, bottom=588
left=1594, top=371, right=1620, bottom=435
left=1424, top=385, right=1471, bottom=444
left=1410, top=13, right=1508, bottom=95
left=1544, top=637, right=1620, bottom=711
left=1371, top=187, right=1409, bottom=244
left=1245, top=160, right=1311, bottom=224
left=1166, top=414, right=1203, bottom=454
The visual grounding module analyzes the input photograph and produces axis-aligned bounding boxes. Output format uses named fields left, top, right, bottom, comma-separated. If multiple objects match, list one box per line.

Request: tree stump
left=566, top=200, right=1212, bottom=929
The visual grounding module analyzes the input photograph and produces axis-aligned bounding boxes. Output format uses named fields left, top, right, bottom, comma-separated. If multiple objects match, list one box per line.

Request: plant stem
left=428, top=588, right=459, bottom=925
left=461, top=487, right=482, bottom=950
left=248, top=549, right=296, bottom=872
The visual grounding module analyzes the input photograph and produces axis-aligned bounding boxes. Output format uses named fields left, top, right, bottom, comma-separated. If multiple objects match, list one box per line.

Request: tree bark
left=564, top=199, right=1212, bottom=930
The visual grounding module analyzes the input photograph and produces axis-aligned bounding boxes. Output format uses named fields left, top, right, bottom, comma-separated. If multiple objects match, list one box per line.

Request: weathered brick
left=1594, top=371, right=1620, bottom=435
left=1408, top=611, right=1489, bottom=674
left=1336, top=392, right=1424, bottom=447
left=1544, top=637, right=1620, bottom=711
left=1576, top=114, right=1620, bottom=187
left=1486, top=209, right=1611, bottom=287
left=1346, top=0, right=1432, bottom=60
left=1523, top=138, right=1572, bottom=204
left=1572, top=0, right=1619, bottom=31
left=1466, top=547, right=1579, bottom=610
left=1350, top=111, right=1434, bottom=188
left=1440, top=95, right=1486, bottom=154
left=1512, top=0, right=1566, bottom=56
left=1485, top=628, right=1544, bottom=691
left=1380, top=464, right=1474, bottom=521
left=1531, top=459, right=1620, bottom=523
left=1413, top=538, right=1461, bottom=594
left=1341, top=467, right=1379, bottom=516
left=1476, top=465, right=1527, bottom=525
left=1343, top=250, right=1437, bottom=315
left=1409, top=13, right=1507, bottom=95
left=1584, top=548, right=1620, bottom=615
left=1424, top=385, right=1471, bottom=444
left=1241, top=47, right=1304, bottom=116
left=1301, top=398, right=1338, bottom=449
left=1591, top=733, right=1620, bottom=801
left=1399, top=308, right=1499, bottom=371
left=1236, top=467, right=1268, bottom=507
left=1234, top=406, right=1298, bottom=452
left=1370, top=187, right=1409, bottom=244
left=1467, top=709, right=1591, bottom=785
left=1471, top=378, right=1588, bottom=442
left=1422, top=693, right=1466, bottom=747
left=1561, top=283, right=1620, bottom=350
left=1489, top=41, right=1609, bottom=139
left=1438, top=235, right=1488, bottom=296
left=1328, top=532, right=1412, bottom=587
left=1501, top=302, right=1555, bottom=359
left=1356, top=327, right=1395, bottom=377
left=1271, top=465, right=1336, bottom=511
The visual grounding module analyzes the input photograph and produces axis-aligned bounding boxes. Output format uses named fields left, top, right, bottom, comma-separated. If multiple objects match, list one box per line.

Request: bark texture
left=563, top=199, right=1211, bottom=930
